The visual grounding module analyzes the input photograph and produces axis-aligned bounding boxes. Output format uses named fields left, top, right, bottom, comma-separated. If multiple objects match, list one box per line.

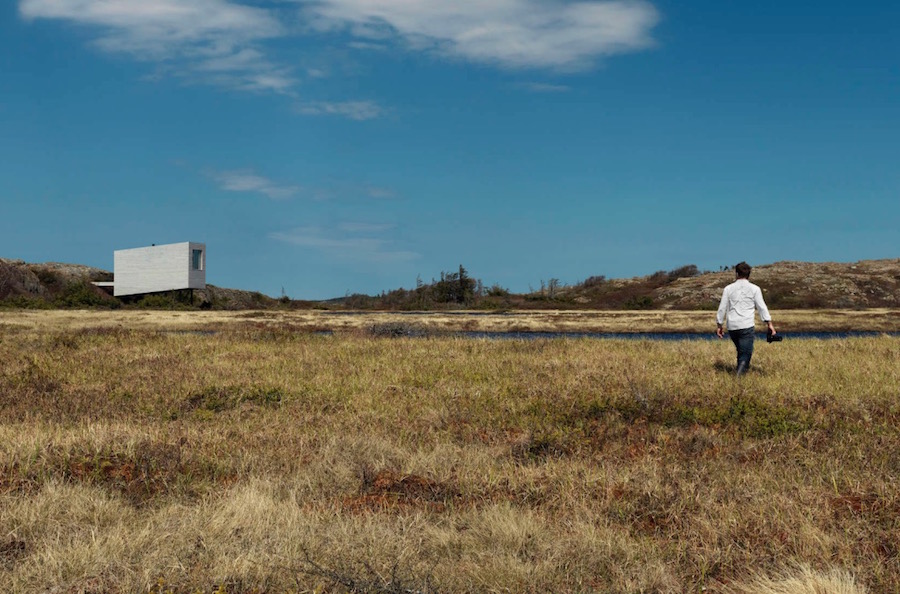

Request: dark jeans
left=729, top=327, right=755, bottom=375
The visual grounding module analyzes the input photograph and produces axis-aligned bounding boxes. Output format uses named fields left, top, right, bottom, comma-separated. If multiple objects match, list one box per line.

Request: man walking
left=716, top=262, right=776, bottom=375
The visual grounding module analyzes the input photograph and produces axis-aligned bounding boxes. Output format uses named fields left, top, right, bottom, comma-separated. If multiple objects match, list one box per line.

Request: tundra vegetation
left=0, top=317, right=897, bottom=593
left=3, top=308, right=900, bottom=335
left=3, top=258, right=899, bottom=311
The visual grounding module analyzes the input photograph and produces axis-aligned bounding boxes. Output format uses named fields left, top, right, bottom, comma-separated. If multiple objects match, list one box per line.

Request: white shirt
left=716, top=278, right=771, bottom=331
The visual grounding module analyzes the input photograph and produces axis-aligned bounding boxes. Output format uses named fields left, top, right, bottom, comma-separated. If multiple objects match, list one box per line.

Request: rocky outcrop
left=0, top=258, right=279, bottom=309
left=654, top=259, right=900, bottom=309
left=0, top=259, right=110, bottom=300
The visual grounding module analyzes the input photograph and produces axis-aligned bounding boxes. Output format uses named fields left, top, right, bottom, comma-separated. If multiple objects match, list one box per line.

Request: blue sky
left=1, top=0, right=898, bottom=299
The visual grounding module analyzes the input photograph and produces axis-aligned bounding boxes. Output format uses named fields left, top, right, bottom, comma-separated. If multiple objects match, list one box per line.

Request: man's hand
left=767, top=321, right=776, bottom=336
left=716, top=325, right=724, bottom=339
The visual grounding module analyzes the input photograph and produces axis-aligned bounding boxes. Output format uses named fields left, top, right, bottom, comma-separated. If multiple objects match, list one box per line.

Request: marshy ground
left=0, top=311, right=898, bottom=592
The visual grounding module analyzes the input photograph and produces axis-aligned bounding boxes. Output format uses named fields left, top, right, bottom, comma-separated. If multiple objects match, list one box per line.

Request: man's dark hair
left=735, top=262, right=752, bottom=279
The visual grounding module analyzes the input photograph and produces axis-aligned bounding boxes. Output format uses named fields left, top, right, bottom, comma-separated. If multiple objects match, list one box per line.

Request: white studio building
left=94, top=242, right=206, bottom=297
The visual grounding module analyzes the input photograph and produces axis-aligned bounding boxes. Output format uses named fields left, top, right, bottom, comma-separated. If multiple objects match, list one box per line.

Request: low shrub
left=368, top=322, right=433, bottom=338
left=54, top=282, right=119, bottom=309
left=183, top=386, right=286, bottom=413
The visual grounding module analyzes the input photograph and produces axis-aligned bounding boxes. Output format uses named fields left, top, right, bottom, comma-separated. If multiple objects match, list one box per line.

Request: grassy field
left=0, top=312, right=898, bottom=593
left=2, top=307, right=900, bottom=334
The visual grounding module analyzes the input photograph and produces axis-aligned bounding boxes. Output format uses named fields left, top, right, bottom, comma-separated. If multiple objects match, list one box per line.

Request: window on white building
left=192, top=249, right=203, bottom=271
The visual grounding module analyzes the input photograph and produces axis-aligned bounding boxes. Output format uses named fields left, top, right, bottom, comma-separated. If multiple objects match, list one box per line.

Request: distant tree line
left=333, top=263, right=711, bottom=311
left=343, top=266, right=484, bottom=310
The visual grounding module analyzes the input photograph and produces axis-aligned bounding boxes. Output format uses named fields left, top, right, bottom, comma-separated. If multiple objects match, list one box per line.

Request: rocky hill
left=0, top=259, right=112, bottom=303
left=1, top=257, right=898, bottom=310
left=0, top=258, right=281, bottom=310
left=557, top=259, right=900, bottom=310
left=654, top=259, right=900, bottom=309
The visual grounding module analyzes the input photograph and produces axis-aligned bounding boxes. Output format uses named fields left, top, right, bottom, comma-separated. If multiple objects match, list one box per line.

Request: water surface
left=461, top=331, right=898, bottom=341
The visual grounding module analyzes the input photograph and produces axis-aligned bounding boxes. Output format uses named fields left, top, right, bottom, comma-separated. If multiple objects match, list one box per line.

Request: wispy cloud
left=302, top=0, right=660, bottom=71
left=338, top=222, right=395, bottom=233
left=295, top=100, right=385, bottom=121
left=20, top=0, right=660, bottom=93
left=270, top=224, right=419, bottom=262
left=209, top=169, right=299, bottom=200
left=19, top=0, right=294, bottom=93
left=517, top=82, right=572, bottom=93
left=347, top=40, right=389, bottom=52
left=302, top=182, right=398, bottom=201
left=203, top=166, right=398, bottom=202
left=365, top=186, right=396, bottom=199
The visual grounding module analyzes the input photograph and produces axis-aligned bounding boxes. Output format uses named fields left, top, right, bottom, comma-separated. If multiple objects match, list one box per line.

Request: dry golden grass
left=2, top=307, right=900, bottom=334
left=1, top=313, right=897, bottom=592
left=723, top=565, right=868, bottom=594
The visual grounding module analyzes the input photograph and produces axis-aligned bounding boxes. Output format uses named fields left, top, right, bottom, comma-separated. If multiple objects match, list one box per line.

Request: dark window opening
left=192, top=249, right=203, bottom=271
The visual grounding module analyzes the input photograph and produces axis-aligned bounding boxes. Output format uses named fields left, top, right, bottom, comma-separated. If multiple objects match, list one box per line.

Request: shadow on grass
left=713, top=361, right=735, bottom=374
left=713, top=361, right=768, bottom=376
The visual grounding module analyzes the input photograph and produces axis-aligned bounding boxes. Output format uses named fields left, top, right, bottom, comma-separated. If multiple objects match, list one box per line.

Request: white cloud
left=347, top=40, right=389, bottom=52
left=270, top=224, right=418, bottom=262
left=338, top=222, right=395, bottom=233
left=295, top=100, right=385, bottom=120
left=20, top=0, right=660, bottom=94
left=517, top=82, right=572, bottom=93
left=301, top=0, right=660, bottom=70
left=210, top=169, right=299, bottom=199
left=365, top=186, right=396, bottom=199
left=19, top=0, right=294, bottom=93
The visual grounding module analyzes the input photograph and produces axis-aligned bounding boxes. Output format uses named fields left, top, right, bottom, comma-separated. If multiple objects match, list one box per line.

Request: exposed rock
left=0, top=258, right=281, bottom=310
left=654, top=259, right=900, bottom=309
left=194, top=285, right=278, bottom=310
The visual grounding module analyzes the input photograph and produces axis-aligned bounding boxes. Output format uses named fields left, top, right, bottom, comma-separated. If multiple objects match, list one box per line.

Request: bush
left=0, top=296, right=53, bottom=309
left=133, top=293, right=193, bottom=310
left=33, top=268, right=63, bottom=291
left=55, top=282, right=119, bottom=309
left=368, top=322, right=433, bottom=338
left=667, top=264, right=700, bottom=281
left=624, top=295, right=654, bottom=309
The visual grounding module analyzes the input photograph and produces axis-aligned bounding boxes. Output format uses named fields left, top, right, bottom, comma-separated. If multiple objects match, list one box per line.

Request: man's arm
left=716, top=287, right=729, bottom=338
left=754, top=286, right=776, bottom=335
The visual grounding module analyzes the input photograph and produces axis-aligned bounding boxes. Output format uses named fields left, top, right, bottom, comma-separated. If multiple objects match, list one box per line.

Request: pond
left=164, top=329, right=899, bottom=341
left=460, top=331, right=899, bottom=341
